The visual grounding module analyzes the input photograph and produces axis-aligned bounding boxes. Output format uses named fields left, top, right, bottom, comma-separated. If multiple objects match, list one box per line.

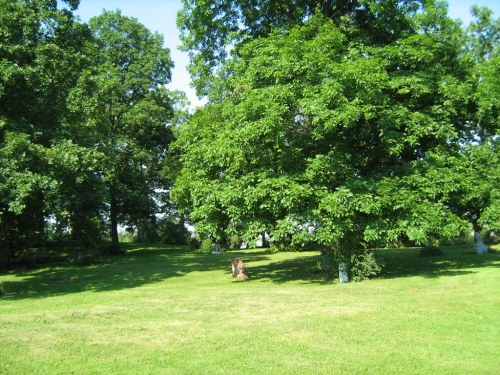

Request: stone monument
left=473, top=230, right=489, bottom=255
left=212, top=243, right=221, bottom=254
left=338, top=263, right=349, bottom=283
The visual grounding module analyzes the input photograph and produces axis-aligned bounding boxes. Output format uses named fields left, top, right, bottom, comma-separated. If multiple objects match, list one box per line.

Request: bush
left=316, top=247, right=334, bottom=274
left=134, top=220, right=160, bottom=243
left=486, top=230, right=499, bottom=244
left=187, top=237, right=200, bottom=251
left=268, top=245, right=282, bottom=253
left=419, top=246, right=443, bottom=257
left=229, top=234, right=242, bottom=250
left=158, top=219, right=190, bottom=245
left=268, top=242, right=290, bottom=253
left=102, top=242, right=125, bottom=256
left=316, top=244, right=384, bottom=281
left=119, top=229, right=136, bottom=243
left=198, top=238, right=213, bottom=254
left=350, top=250, right=384, bottom=282
left=72, top=246, right=101, bottom=265
left=0, top=281, right=5, bottom=296
left=16, top=248, right=37, bottom=268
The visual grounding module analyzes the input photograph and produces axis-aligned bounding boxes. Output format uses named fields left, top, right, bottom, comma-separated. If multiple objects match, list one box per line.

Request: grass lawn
left=1, top=243, right=499, bottom=374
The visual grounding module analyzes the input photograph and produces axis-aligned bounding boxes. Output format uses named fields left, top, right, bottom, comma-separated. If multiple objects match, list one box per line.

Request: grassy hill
left=1, top=244, right=499, bottom=374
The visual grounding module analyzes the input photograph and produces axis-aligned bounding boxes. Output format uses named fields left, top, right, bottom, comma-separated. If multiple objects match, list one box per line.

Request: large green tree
left=0, top=0, right=89, bottom=264
left=172, top=1, right=497, bottom=279
left=67, top=10, right=175, bottom=251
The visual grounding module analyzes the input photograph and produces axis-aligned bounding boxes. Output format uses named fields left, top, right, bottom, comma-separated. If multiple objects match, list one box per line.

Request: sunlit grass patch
left=1, top=244, right=499, bottom=374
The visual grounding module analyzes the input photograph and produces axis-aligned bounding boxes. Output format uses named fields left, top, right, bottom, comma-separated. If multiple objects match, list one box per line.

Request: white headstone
left=212, top=243, right=221, bottom=254
left=339, top=263, right=349, bottom=283
left=473, top=231, right=488, bottom=255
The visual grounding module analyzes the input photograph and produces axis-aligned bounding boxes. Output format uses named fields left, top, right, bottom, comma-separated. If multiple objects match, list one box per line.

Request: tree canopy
left=0, top=1, right=177, bottom=265
left=178, top=0, right=440, bottom=95
left=67, top=10, right=175, bottom=250
left=0, top=0, right=91, bottom=262
left=172, top=0, right=499, bottom=278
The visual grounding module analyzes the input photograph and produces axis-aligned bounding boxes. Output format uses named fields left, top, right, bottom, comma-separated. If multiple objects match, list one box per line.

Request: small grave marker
left=338, top=263, right=349, bottom=283
left=473, top=230, right=489, bottom=255
left=231, top=258, right=249, bottom=280
left=212, top=243, right=221, bottom=254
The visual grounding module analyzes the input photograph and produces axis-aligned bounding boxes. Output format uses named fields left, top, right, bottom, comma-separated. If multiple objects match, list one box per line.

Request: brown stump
left=231, top=258, right=249, bottom=280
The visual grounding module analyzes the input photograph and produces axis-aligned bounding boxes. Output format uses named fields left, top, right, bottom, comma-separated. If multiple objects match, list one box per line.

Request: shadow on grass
left=0, top=244, right=271, bottom=300
left=244, top=251, right=333, bottom=285
left=1, top=244, right=498, bottom=300
left=379, top=246, right=500, bottom=279
left=242, top=245, right=499, bottom=284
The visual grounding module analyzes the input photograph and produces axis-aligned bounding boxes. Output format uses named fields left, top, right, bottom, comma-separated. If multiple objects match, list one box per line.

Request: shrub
left=187, top=237, right=200, bottom=251
left=486, top=230, right=499, bottom=244
left=198, top=238, right=213, bottom=254
left=72, top=246, right=100, bottom=265
left=268, top=245, right=282, bottom=253
left=229, top=234, right=242, bottom=250
left=0, top=281, right=5, bottom=296
left=317, top=245, right=384, bottom=281
left=158, top=218, right=189, bottom=245
left=268, top=242, right=288, bottom=253
left=119, top=229, right=136, bottom=243
left=317, top=247, right=334, bottom=274
left=350, top=250, right=385, bottom=282
left=102, top=242, right=125, bottom=256
left=16, top=248, right=37, bottom=268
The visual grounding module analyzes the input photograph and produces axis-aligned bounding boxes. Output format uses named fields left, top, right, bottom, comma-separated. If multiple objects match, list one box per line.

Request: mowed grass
left=1, top=244, right=499, bottom=375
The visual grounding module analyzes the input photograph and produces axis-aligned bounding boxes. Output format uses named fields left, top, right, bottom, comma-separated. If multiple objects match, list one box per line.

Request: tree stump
left=231, top=258, right=249, bottom=280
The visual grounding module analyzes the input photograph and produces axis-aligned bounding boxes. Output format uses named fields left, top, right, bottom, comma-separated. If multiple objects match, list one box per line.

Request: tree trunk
left=109, top=185, right=121, bottom=253
left=136, top=220, right=147, bottom=242
left=179, top=217, right=187, bottom=245
left=319, top=247, right=334, bottom=273
left=35, top=202, right=46, bottom=246
left=261, top=232, right=269, bottom=248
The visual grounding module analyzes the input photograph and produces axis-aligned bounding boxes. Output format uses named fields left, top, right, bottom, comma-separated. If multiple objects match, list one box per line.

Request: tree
left=450, top=6, right=499, bottom=240
left=0, top=0, right=89, bottom=264
left=67, top=10, right=175, bottom=251
left=171, top=2, right=487, bottom=279
left=0, top=3, right=181, bottom=265
left=48, top=141, right=107, bottom=263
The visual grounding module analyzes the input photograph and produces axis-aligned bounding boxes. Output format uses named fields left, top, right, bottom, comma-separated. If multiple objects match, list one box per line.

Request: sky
left=73, top=0, right=500, bottom=109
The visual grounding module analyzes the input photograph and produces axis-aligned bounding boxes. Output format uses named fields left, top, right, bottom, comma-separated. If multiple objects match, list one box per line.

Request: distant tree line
left=0, top=0, right=188, bottom=266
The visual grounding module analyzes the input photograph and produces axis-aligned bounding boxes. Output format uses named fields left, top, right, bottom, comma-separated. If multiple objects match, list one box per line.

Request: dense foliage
left=173, top=0, right=499, bottom=277
left=67, top=10, right=175, bottom=252
left=1, top=0, right=498, bottom=279
left=178, top=0, right=431, bottom=95
left=0, top=1, right=178, bottom=265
